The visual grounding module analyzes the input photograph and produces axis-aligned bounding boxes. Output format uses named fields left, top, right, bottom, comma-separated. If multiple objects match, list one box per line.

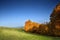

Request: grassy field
left=0, top=27, right=60, bottom=40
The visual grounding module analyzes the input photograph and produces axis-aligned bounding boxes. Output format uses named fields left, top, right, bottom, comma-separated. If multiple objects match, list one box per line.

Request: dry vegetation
left=24, top=3, right=60, bottom=36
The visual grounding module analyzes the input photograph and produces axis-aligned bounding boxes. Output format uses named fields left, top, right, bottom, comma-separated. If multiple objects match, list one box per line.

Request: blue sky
left=0, top=0, right=59, bottom=27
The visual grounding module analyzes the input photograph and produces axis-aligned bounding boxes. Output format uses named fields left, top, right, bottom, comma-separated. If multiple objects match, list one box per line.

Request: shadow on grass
left=52, top=37, right=60, bottom=40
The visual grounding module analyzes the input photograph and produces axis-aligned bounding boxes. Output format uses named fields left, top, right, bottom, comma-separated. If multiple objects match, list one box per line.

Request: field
left=0, top=27, right=60, bottom=40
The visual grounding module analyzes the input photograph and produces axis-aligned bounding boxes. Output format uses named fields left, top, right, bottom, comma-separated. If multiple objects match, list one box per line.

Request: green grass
left=0, top=27, right=60, bottom=40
